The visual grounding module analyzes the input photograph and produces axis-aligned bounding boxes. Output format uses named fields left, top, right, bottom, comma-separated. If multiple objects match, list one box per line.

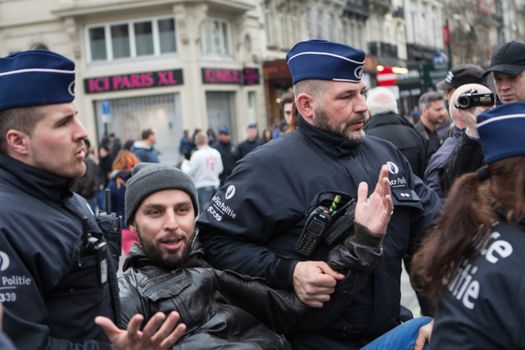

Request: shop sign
left=202, top=68, right=242, bottom=84
left=84, top=69, right=183, bottom=94
left=202, top=68, right=261, bottom=85
left=242, top=67, right=260, bottom=86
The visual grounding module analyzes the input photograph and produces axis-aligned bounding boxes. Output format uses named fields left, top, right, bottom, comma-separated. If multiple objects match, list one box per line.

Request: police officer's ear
left=295, top=92, right=315, bottom=121
left=5, top=129, right=31, bottom=157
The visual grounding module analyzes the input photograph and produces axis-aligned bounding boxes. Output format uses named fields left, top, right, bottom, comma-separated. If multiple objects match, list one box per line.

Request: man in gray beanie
left=96, top=163, right=397, bottom=348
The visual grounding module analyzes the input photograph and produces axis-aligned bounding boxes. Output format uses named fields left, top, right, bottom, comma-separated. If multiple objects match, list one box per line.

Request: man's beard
left=313, top=106, right=366, bottom=144
left=137, top=228, right=194, bottom=270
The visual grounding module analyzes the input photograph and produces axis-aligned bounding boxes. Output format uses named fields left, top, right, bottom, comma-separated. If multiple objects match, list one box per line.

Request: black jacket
left=198, top=116, right=441, bottom=348
left=365, top=112, right=428, bottom=178
left=431, top=216, right=525, bottom=349
left=0, top=154, right=119, bottom=350
left=237, top=138, right=262, bottom=159
left=118, top=225, right=383, bottom=350
left=442, top=132, right=484, bottom=195
left=212, top=140, right=238, bottom=185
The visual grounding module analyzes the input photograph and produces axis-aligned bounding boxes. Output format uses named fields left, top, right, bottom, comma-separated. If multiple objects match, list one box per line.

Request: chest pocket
left=140, top=271, right=202, bottom=328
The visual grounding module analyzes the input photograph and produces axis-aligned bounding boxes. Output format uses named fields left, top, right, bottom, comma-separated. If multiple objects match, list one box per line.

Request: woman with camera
left=412, top=102, right=525, bottom=349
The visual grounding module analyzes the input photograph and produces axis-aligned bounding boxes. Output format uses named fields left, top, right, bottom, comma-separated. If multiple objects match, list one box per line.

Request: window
left=201, top=18, right=232, bottom=57
left=111, top=24, right=130, bottom=59
left=87, top=17, right=177, bottom=62
left=158, top=18, right=177, bottom=53
left=134, top=21, right=154, bottom=56
left=264, top=0, right=275, bottom=47
left=89, top=27, right=107, bottom=60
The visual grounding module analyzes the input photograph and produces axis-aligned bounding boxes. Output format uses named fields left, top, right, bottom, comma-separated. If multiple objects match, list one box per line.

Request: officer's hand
left=293, top=261, right=344, bottom=308
left=354, top=165, right=393, bottom=235
left=414, top=319, right=433, bottom=350
left=95, top=311, right=186, bottom=350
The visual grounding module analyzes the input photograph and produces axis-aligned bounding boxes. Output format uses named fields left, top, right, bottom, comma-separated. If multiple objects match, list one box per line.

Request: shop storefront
left=84, top=69, right=184, bottom=165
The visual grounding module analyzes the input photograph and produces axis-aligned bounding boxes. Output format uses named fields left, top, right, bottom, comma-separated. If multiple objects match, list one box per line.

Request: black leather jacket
left=119, top=224, right=383, bottom=350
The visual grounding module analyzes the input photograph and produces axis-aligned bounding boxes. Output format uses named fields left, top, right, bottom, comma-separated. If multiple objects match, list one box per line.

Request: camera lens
left=456, top=95, right=471, bottom=109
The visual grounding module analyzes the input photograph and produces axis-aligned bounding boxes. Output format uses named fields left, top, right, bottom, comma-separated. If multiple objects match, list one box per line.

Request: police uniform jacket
left=118, top=224, right=384, bottom=350
left=0, top=153, right=119, bottom=350
left=198, top=116, right=441, bottom=347
left=431, top=214, right=525, bottom=349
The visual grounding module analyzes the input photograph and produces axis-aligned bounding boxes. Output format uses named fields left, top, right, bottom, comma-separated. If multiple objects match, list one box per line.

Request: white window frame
left=86, top=16, right=177, bottom=63
left=200, top=17, right=233, bottom=58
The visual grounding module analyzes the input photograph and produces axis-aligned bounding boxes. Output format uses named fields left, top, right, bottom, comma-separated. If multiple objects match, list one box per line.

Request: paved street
left=401, top=262, right=421, bottom=317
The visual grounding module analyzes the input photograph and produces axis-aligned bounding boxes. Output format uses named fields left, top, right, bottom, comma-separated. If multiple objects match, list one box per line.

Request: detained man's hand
left=293, top=261, right=345, bottom=308
left=95, top=311, right=186, bottom=350
left=414, top=319, right=433, bottom=350
left=354, top=164, right=393, bottom=235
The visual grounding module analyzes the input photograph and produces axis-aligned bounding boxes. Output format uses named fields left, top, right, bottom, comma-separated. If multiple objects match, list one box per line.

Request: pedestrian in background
left=365, top=86, right=427, bottom=179
left=212, top=124, right=237, bottom=186
left=71, top=138, right=99, bottom=212
left=415, top=91, right=448, bottom=160
left=107, top=150, right=140, bottom=255
left=182, top=131, right=223, bottom=214
left=131, top=128, right=159, bottom=163
left=237, top=123, right=262, bottom=159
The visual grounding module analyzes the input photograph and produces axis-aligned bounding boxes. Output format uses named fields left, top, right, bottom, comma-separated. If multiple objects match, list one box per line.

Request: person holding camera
left=425, top=83, right=494, bottom=202
left=442, top=41, right=525, bottom=192
left=412, top=102, right=525, bottom=349
left=197, top=39, right=440, bottom=350
left=0, top=50, right=181, bottom=350
left=424, top=65, right=485, bottom=202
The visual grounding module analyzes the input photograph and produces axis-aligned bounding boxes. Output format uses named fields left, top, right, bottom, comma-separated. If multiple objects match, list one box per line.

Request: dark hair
left=411, top=156, right=525, bottom=307
left=123, top=139, right=135, bottom=150
left=280, top=91, right=294, bottom=110
left=418, top=91, right=444, bottom=110
left=141, top=128, right=154, bottom=140
left=0, top=106, right=45, bottom=154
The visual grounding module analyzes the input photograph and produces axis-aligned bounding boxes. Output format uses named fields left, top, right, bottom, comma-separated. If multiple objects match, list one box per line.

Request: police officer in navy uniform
left=198, top=40, right=441, bottom=349
left=0, top=50, right=182, bottom=350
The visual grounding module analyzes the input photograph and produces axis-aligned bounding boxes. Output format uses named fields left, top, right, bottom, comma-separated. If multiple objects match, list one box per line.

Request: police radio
left=296, top=192, right=356, bottom=257
left=296, top=206, right=332, bottom=256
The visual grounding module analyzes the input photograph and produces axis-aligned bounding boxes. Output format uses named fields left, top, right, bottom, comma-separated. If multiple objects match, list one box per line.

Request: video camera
left=455, top=91, right=495, bottom=110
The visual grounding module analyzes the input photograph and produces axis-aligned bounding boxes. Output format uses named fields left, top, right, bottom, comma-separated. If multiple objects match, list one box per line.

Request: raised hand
left=354, top=164, right=393, bottom=235
left=95, top=311, right=186, bottom=350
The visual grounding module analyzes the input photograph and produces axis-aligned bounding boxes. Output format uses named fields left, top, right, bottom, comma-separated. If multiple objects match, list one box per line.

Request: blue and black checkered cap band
left=477, top=102, right=525, bottom=163
left=286, top=40, right=365, bottom=84
left=0, top=50, right=75, bottom=111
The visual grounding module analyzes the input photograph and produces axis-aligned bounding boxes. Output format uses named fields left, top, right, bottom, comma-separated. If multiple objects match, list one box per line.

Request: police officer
left=0, top=50, right=182, bottom=349
left=198, top=40, right=441, bottom=349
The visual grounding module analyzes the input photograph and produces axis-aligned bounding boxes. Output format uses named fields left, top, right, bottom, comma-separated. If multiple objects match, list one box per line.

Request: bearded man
left=197, top=39, right=441, bottom=350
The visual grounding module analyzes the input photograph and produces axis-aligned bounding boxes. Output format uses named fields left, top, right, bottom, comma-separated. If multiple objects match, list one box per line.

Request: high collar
left=297, top=115, right=361, bottom=157
left=0, top=153, right=73, bottom=202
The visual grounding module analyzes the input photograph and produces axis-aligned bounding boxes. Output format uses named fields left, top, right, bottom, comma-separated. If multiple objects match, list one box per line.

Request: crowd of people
left=1, top=37, right=525, bottom=350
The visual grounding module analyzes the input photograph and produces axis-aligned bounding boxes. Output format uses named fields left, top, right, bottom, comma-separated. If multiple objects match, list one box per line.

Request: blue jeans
left=197, top=186, right=217, bottom=214
left=361, top=317, right=432, bottom=350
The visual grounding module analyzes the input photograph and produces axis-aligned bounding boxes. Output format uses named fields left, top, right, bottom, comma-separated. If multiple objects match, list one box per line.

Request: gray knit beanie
left=125, top=163, right=198, bottom=225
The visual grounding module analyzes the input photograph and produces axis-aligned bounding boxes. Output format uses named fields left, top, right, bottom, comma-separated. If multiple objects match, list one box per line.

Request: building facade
left=3, top=0, right=525, bottom=159
left=0, top=0, right=266, bottom=164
